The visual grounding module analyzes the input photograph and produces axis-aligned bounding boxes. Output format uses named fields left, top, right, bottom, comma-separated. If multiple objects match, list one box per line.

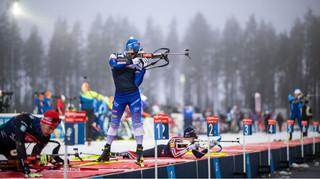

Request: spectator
left=302, top=95, right=312, bottom=137
left=276, top=112, right=284, bottom=132
left=253, top=112, right=261, bottom=132
left=43, top=91, right=53, bottom=113
left=225, top=107, right=232, bottom=132
left=79, top=82, right=107, bottom=144
left=151, top=103, right=161, bottom=116
left=55, top=95, right=65, bottom=115
left=140, top=88, right=149, bottom=113
left=35, top=94, right=44, bottom=114
left=264, top=110, right=271, bottom=133
left=94, top=98, right=108, bottom=138
left=183, top=105, right=194, bottom=129
left=0, top=90, right=4, bottom=113
left=230, top=106, right=239, bottom=133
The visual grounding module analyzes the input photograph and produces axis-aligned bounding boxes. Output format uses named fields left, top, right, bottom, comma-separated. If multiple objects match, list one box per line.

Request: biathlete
left=97, top=37, right=149, bottom=164
left=111, top=127, right=218, bottom=159
left=288, top=89, right=303, bottom=140
left=0, top=110, right=61, bottom=177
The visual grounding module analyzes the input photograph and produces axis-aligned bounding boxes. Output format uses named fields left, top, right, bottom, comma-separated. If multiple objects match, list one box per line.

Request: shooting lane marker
left=286, top=120, right=294, bottom=167
left=64, top=111, right=86, bottom=178
left=207, top=116, right=219, bottom=178
left=268, top=119, right=276, bottom=173
left=242, top=118, right=252, bottom=177
left=301, top=120, right=308, bottom=160
left=153, top=114, right=169, bottom=179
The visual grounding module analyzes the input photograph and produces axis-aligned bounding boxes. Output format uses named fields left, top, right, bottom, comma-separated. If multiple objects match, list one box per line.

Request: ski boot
left=135, top=144, right=144, bottom=167
left=97, top=144, right=111, bottom=162
left=288, top=133, right=292, bottom=141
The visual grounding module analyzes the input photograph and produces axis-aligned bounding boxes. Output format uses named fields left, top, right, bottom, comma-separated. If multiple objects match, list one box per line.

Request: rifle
left=116, top=48, right=192, bottom=70
left=194, top=137, right=241, bottom=145
left=9, top=147, right=83, bottom=162
left=194, top=137, right=241, bottom=153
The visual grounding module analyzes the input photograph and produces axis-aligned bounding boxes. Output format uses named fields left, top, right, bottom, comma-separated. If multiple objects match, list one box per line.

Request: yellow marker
left=185, top=152, right=228, bottom=156
left=71, top=160, right=122, bottom=167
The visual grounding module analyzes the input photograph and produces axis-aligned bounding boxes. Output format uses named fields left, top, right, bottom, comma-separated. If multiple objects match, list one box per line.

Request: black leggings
left=0, top=140, right=14, bottom=159
left=84, top=109, right=94, bottom=141
left=143, top=145, right=171, bottom=157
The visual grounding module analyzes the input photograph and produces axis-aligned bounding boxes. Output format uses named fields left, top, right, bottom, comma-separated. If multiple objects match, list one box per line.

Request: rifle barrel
left=168, top=53, right=187, bottom=55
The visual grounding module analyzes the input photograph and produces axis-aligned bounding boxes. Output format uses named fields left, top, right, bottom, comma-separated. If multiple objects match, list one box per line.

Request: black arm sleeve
left=31, top=143, right=46, bottom=155
left=14, top=115, right=31, bottom=175
left=192, top=148, right=208, bottom=159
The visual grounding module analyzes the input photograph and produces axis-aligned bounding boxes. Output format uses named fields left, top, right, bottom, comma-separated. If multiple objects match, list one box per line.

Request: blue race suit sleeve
left=288, top=94, right=296, bottom=102
left=109, top=54, right=131, bottom=69
left=134, top=69, right=146, bottom=87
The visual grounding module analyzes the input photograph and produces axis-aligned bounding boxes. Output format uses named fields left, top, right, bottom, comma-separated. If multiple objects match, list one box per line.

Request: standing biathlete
left=0, top=110, right=61, bottom=177
left=288, top=89, right=303, bottom=140
left=111, top=127, right=218, bottom=159
left=97, top=37, right=149, bottom=164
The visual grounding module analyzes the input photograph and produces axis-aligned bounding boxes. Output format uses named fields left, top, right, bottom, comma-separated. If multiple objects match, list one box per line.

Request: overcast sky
left=2, top=0, right=320, bottom=48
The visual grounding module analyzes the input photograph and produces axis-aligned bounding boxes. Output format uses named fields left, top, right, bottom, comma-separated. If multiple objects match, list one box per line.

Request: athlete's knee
left=133, top=124, right=144, bottom=136
left=107, top=124, right=119, bottom=136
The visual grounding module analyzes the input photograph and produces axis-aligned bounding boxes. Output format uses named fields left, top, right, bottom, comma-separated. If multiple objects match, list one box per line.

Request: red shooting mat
left=1, top=136, right=319, bottom=178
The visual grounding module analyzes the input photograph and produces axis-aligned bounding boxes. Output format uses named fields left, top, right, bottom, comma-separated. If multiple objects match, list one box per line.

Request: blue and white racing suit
left=288, top=94, right=303, bottom=130
left=107, top=53, right=146, bottom=144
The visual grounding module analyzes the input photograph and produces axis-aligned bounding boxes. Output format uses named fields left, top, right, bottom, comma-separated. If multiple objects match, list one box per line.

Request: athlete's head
left=183, top=127, right=198, bottom=139
left=40, top=110, right=61, bottom=137
left=45, top=91, right=51, bottom=98
left=125, top=37, right=141, bottom=54
left=294, top=89, right=302, bottom=98
left=38, top=94, right=44, bottom=101
left=61, top=95, right=66, bottom=102
left=81, top=82, right=89, bottom=93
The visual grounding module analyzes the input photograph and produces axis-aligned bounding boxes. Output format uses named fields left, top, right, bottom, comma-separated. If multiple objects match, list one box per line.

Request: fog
left=0, top=0, right=319, bottom=119
left=2, top=0, right=319, bottom=47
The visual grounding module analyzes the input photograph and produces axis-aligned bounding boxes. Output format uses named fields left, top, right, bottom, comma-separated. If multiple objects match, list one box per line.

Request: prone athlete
left=111, top=127, right=218, bottom=159
left=0, top=110, right=62, bottom=177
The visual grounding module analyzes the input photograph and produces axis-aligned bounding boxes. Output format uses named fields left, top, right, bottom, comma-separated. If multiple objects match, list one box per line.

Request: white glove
left=132, top=57, right=140, bottom=65
left=109, top=53, right=117, bottom=59
left=140, top=58, right=149, bottom=67
left=189, top=144, right=198, bottom=150
left=210, top=140, right=218, bottom=148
